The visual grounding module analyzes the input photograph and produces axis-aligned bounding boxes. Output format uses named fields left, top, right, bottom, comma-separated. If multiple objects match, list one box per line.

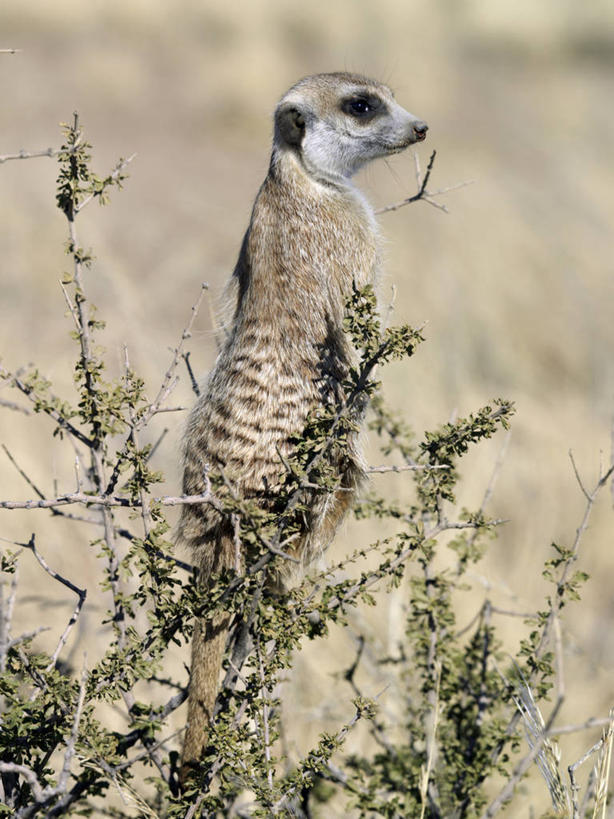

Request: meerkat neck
left=268, top=147, right=377, bottom=241
left=269, top=145, right=354, bottom=193
left=265, top=146, right=379, bottom=261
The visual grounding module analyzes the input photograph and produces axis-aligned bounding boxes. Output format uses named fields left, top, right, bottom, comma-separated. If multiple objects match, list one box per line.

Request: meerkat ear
left=275, top=104, right=306, bottom=148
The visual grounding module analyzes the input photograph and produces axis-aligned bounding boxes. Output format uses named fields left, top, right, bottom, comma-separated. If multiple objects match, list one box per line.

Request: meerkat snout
left=412, top=120, right=429, bottom=142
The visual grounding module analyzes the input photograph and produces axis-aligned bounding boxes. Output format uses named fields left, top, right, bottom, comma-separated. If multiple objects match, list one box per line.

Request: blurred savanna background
left=1, top=0, right=614, bottom=814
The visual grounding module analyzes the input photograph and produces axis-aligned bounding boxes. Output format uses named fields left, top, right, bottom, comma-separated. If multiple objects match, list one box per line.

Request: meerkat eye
left=350, top=99, right=370, bottom=114
left=341, top=95, right=383, bottom=120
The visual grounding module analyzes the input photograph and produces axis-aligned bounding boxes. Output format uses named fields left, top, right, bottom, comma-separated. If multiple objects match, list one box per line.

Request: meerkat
left=178, top=72, right=427, bottom=777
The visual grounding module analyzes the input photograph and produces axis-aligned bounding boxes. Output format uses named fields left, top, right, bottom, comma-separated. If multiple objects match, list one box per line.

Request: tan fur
left=178, top=72, right=427, bottom=779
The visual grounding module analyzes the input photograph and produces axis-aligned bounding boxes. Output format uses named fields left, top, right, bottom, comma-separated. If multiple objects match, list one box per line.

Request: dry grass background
left=1, top=1, right=614, bottom=814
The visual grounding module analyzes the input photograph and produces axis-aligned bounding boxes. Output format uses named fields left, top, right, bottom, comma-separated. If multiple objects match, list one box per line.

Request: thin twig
left=0, top=147, right=57, bottom=164
left=0, top=396, right=31, bottom=414
left=367, top=463, right=449, bottom=474
left=550, top=717, right=613, bottom=736
left=58, top=661, right=88, bottom=792
left=0, top=489, right=217, bottom=510
left=2, top=443, right=47, bottom=500
left=0, top=366, right=93, bottom=448
left=19, top=534, right=87, bottom=672
left=419, top=662, right=441, bottom=819
left=7, top=626, right=51, bottom=649
left=147, top=427, right=168, bottom=462
left=0, top=567, right=19, bottom=673
left=59, top=280, right=81, bottom=331
left=75, top=153, right=136, bottom=212
left=137, top=283, right=209, bottom=430
left=256, top=642, right=275, bottom=802
left=490, top=606, right=537, bottom=619
left=375, top=150, right=438, bottom=215
left=1, top=444, right=98, bottom=528
left=272, top=699, right=369, bottom=813
left=182, top=351, right=200, bottom=397
left=569, top=450, right=591, bottom=502
left=467, top=430, right=511, bottom=551
left=150, top=405, right=187, bottom=414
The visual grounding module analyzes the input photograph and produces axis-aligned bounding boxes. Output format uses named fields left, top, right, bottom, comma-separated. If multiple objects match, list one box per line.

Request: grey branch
left=0, top=489, right=216, bottom=510
left=0, top=396, right=31, bottom=414
left=19, top=534, right=87, bottom=671
left=135, top=282, right=209, bottom=430
left=0, top=147, right=56, bottom=164
left=376, top=149, right=438, bottom=215
left=0, top=366, right=93, bottom=448
left=0, top=567, right=19, bottom=673
left=75, top=153, right=137, bottom=212
left=367, top=462, right=449, bottom=474
left=0, top=764, right=44, bottom=802
left=376, top=149, right=473, bottom=216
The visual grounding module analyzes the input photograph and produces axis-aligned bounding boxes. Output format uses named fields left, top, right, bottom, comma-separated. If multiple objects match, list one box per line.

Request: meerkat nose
left=412, top=121, right=428, bottom=141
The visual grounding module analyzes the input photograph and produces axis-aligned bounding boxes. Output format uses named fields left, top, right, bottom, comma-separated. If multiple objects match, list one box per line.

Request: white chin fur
left=301, top=122, right=360, bottom=181
left=301, top=108, right=420, bottom=182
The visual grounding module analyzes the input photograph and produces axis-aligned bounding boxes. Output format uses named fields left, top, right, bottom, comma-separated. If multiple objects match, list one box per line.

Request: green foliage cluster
left=0, top=118, right=610, bottom=819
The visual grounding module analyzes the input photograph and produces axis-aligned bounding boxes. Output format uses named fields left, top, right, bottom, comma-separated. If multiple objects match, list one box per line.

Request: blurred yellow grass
left=1, top=2, right=613, bottom=814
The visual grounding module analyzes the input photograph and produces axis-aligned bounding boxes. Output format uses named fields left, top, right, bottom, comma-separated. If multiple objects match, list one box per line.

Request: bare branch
left=75, top=153, right=136, bottom=212
left=59, top=280, right=81, bottom=331
left=376, top=149, right=438, bottom=215
left=182, top=351, right=201, bottom=397
left=272, top=699, right=370, bottom=813
left=367, top=462, right=449, bottom=474
left=0, top=566, right=19, bottom=672
left=548, top=717, right=613, bottom=736
left=0, top=147, right=56, bottom=164
left=0, top=366, right=93, bottom=448
left=0, top=445, right=99, bottom=528
left=58, top=661, right=88, bottom=792
left=568, top=449, right=591, bottom=502
left=256, top=642, right=275, bottom=803
left=419, top=661, right=442, bottom=819
left=0, top=396, right=31, bottom=415
left=466, top=430, right=511, bottom=550
left=136, top=282, right=209, bottom=430
left=0, top=764, right=44, bottom=802
left=2, top=443, right=47, bottom=501
left=0, top=489, right=217, bottom=511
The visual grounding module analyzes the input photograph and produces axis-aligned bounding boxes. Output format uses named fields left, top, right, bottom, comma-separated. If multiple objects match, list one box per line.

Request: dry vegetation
left=1, top=1, right=614, bottom=815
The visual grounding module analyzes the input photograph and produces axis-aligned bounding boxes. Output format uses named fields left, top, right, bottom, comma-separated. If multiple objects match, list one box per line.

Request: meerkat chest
left=254, top=172, right=380, bottom=295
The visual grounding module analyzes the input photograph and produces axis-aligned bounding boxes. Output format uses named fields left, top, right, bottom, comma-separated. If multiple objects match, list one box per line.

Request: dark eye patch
left=341, top=94, right=385, bottom=121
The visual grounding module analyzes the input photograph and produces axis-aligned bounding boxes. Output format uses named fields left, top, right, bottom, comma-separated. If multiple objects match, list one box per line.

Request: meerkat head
left=273, top=72, right=428, bottom=183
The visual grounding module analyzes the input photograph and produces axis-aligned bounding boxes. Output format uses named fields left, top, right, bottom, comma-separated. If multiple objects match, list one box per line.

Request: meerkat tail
left=179, top=611, right=230, bottom=784
left=179, top=531, right=237, bottom=787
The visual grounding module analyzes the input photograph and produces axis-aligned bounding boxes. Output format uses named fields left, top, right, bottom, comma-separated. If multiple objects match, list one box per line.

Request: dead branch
left=0, top=147, right=56, bottom=164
